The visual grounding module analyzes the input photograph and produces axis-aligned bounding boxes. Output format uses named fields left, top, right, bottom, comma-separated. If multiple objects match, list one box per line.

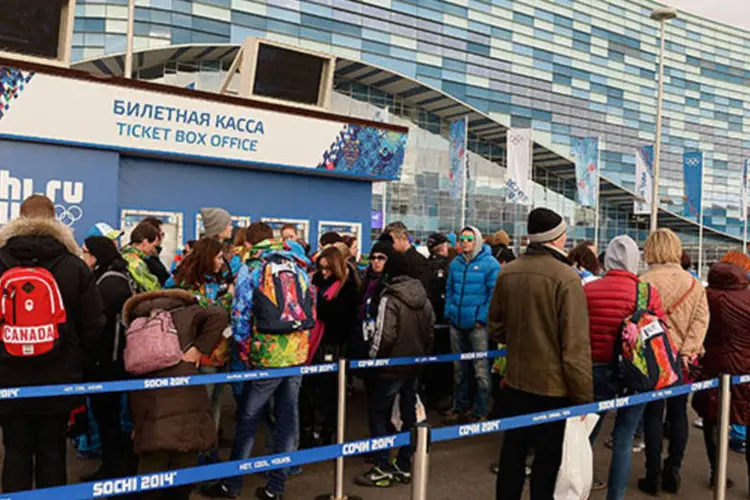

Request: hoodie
left=444, top=226, right=501, bottom=330
left=370, top=276, right=435, bottom=378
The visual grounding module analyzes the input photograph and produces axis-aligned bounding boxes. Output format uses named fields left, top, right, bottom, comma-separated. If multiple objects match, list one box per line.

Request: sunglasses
left=371, top=254, right=388, bottom=261
left=319, top=265, right=331, bottom=272
left=459, top=235, right=475, bottom=242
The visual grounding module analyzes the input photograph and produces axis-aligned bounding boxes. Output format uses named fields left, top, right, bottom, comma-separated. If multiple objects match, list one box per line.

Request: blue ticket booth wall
left=0, top=140, right=373, bottom=252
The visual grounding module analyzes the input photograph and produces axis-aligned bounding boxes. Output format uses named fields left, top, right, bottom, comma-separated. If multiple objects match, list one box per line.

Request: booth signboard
left=121, top=209, right=183, bottom=271
left=0, top=65, right=407, bottom=180
left=195, top=214, right=251, bottom=240
left=318, top=220, right=362, bottom=259
left=262, top=218, right=310, bottom=244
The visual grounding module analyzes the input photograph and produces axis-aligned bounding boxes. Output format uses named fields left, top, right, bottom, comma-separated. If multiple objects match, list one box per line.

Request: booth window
left=0, top=0, right=62, bottom=59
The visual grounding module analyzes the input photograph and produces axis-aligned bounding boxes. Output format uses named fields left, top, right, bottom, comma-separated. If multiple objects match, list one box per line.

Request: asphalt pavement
left=60, top=386, right=750, bottom=499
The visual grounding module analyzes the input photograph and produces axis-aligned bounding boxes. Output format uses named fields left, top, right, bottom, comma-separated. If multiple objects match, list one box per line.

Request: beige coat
left=641, top=263, right=709, bottom=360
left=488, top=245, right=593, bottom=405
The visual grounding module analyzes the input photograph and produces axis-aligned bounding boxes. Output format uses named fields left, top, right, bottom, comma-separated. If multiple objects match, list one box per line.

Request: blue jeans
left=223, top=376, right=302, bottom=495
left=590, top=364, right=646, bottom=500
left=450, top=326, right=490, bottom=418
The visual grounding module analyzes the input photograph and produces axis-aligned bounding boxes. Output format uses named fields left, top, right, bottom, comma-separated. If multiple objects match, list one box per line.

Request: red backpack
left=0, top=252, right=67, bottom=357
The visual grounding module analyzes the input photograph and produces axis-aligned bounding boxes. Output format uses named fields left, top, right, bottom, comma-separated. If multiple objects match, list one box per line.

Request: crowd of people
left=0, top=195, right=749, bottom=500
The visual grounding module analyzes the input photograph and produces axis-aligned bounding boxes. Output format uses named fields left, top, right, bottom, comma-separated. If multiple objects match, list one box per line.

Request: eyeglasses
left=459, top=235, right=475, bottom=242
left=371, top=254, right=388, bottom=261
left=319, top=265, right=331, bottom=272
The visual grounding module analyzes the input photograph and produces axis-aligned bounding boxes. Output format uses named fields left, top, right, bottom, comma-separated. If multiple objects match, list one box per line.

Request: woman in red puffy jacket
left=583, top=235, right=667, bottom=500
left=692, top=257, right=750, bottom=490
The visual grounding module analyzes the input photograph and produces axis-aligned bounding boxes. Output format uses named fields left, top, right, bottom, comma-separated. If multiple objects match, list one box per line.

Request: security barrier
left=0, top=351, right=742, bottom=500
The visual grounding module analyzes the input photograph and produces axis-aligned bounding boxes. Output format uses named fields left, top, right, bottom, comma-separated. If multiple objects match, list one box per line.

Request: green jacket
left=121, top=246, right=161, bottom=293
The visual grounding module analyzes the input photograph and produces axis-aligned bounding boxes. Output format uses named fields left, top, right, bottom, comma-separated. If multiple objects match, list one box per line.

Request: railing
left=0, top=351, right=740, bottom=500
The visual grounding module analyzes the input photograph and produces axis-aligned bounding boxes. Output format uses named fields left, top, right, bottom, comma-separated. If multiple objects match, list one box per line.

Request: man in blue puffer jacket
left=443, top=226, right=501, bottom=424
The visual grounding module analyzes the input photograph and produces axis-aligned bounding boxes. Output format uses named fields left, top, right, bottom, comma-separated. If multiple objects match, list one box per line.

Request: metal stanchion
left=316, top=358, right=362, bottom=500
left=714, top=374, right=731, bottom=500
left=411, top=424, right=431, bottom=500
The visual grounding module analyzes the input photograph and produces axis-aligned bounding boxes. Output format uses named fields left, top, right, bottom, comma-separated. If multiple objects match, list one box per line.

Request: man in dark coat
left=356, top=251, right=434, bottom=489
left=380, top=221, right=427, bottom=280
left=421, top=233, right=453, bottom=409
left=0, top=195, right=105, bottom=492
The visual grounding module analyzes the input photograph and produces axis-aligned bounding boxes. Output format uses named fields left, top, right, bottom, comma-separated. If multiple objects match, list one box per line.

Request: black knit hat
left=84, top=236, right=122, bottom=269
left=528, top=208, right=567, bottom=243
left=384, top=251, right=410, bottom=279
left=370, top=240, right=394, bottom=259
left=427, top=233, right=448, bottom=250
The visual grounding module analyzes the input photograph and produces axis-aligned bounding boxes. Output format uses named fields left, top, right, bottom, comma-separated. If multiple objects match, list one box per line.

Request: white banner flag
left=742, top=159, right=749, bottom=222
left=633, top=145, right=654, bottom=215
left=506, top=128, right=532, bottom=205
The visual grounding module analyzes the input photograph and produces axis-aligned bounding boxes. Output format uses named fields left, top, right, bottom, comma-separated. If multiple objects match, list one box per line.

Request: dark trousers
left=138, top=450, right=196, bottom=500
left=643, top=394, right=689, bottom=479
left=1, top=414, right=68, bottom=492
left=423, top=325, right=453, bottom=408
left=90, top=392, right=138, bottom=478
left=369, top=377, right=417, bottom=471
left=703, top=421, right=750, bottom=484
left=496, top=387, right=568, bottom=500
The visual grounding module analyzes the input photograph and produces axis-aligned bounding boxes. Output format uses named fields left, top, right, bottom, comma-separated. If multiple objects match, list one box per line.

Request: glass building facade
left=70, top=0, right=750, bottom=258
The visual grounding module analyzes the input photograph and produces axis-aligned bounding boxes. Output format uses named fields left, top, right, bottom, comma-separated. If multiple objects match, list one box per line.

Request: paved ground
left=63, top=388, right=750, bottom=499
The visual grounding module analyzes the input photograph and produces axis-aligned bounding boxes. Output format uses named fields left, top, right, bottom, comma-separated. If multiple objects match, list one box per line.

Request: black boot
left=638, top=476, right=661, bottom=496
left=662, top=467, right=681, bottom=494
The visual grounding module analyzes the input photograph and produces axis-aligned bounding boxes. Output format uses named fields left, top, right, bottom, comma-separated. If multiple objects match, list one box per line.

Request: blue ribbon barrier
left=431, top=378, right=720, bottom=443
left=1, top=433, right=410, bottom=499
left=349, top=349, right=506, bottom=370
left=732, top=375, right=750, bottom=385
left=0, top=363, right=338, bottom=400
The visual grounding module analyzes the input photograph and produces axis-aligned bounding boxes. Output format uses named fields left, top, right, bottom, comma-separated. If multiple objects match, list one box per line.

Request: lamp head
left=651, top=7, right=678, bottom=21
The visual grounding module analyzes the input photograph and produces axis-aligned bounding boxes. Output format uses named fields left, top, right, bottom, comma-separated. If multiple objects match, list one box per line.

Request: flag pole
left=698, top=155, right=705, bottom=279
left=125, top=0, right=135, bottom=78
left=593, top=138, right=601, bottom=250
left=459, top=117, right=468, bottom=229
left=744, top=160, right=748, bottom=255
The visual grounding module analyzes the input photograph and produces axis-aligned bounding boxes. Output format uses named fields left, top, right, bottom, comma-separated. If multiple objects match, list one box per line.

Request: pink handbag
left=124, top=310, right=183, bottom=375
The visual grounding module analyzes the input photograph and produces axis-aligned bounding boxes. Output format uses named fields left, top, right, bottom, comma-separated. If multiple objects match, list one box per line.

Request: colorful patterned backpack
left=617, top=281, right=682, bottom=393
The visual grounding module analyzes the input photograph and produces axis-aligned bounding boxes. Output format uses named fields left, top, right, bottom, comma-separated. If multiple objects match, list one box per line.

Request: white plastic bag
left=554, top=414, right=600, bottom=500
left=390, top=394, right=427, bottom=431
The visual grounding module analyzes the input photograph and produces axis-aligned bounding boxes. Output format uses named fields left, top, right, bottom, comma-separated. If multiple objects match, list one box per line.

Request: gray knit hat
left=200, top=208, right=231, bottom=238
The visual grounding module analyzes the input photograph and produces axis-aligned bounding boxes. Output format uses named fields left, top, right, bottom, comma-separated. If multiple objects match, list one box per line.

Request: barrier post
left=411, top=423, right=431, bottom=500
left=714, top=374, right=731, bottom=500
left=315, top=358, right=362, bottom=500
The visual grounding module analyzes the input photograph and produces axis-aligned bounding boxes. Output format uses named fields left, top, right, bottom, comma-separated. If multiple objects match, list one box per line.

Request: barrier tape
left=1, top=433, right=410, bottom=499
left=432, top=378, right=720, bottom=443
left=0, top=349, right=507, bottom=400
left=349, top=349, right=506, bottom=369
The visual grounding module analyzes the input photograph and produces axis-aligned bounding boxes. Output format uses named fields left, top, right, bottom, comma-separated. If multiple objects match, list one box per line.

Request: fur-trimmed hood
left=122, top=289, right=197, bottom=325
left=0, top=217, right=81, bottom=257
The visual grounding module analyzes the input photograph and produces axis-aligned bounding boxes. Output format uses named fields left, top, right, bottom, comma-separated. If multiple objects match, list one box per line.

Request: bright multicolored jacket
left=165, top=274, right=233, bottom=367
left=232, top=239, right=313, bottom=369
left=121, top=246, right=161, bottom=292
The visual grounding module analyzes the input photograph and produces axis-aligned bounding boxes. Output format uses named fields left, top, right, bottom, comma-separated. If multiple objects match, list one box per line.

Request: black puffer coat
left=421, top=254, right=450, bottom=326
left=123, top=289, right=228, bottom=455
left=0, top=217, right=105, bottom=417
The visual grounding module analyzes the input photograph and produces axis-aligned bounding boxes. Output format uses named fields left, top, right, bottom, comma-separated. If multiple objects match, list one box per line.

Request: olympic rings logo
left=55, top=204, right=83, bottom=226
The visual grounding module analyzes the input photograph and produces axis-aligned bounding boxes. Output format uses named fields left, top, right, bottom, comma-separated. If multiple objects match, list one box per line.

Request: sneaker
left=662, top=468, right=681, bottom=494
left=632, top=438, right=645, bottom=453
left=490, top=463, right=499, bottom=475
left=442, top=410, right=470, bottom=425
left=200, top=482, right=238, bottom=499
left=592, top=479, right=607, bottom=491
left=354, top=466, right=394, bottom=488
left=694, top=418, right=704, bottom=429
left=391, top=462, right=412, bottom=485
left=525, top=466, right=531, bottom=478
left=637, top=476, right=660, bottom=496
left=255, top=487, right=283, bottom=500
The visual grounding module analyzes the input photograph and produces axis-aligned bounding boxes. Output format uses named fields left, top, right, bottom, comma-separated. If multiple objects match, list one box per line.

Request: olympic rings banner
left=0, top=66, right=407, bottom=181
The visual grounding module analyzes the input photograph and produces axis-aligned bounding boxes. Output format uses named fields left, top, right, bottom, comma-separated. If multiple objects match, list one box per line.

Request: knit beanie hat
left=84, top=236, right=122, bottom=270
left=528, top=208, right=567, bottom=244
left=200, top=208, right=231, bottom=238
left=370, top=240, right=394, bottom=258
left=427, top=233, right=448, bottom=251
left=384, top=251, right=410, bottom=279
left=605, top=235, right=640, bottom=274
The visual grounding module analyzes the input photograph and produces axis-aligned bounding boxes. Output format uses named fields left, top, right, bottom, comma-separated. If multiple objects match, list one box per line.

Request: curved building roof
left=73, top=43, right=741, bottom=244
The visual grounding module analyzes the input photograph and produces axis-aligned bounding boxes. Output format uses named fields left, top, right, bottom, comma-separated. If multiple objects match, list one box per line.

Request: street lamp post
left=125, top=0, right=135, bottom=78
left=649, top=6, right=678, bottom=233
